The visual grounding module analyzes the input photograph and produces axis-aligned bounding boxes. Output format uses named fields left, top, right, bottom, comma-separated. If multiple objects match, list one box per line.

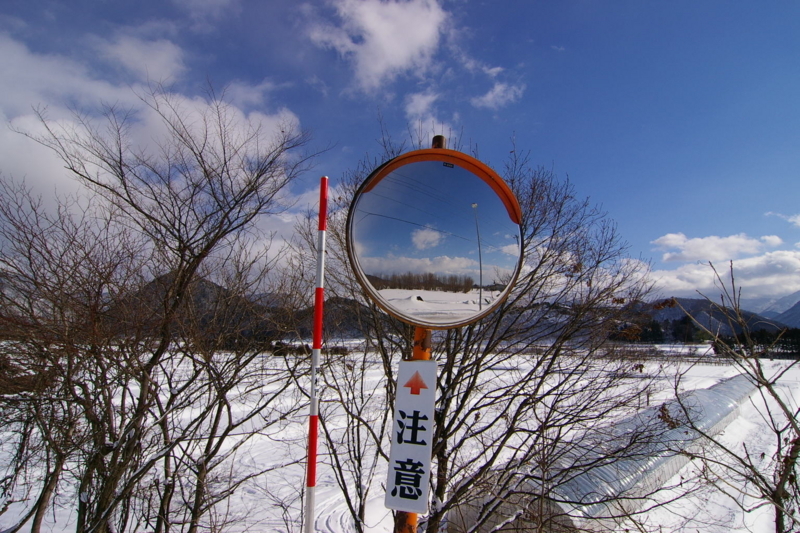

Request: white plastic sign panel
left=385, top=359, right=437, bottom=514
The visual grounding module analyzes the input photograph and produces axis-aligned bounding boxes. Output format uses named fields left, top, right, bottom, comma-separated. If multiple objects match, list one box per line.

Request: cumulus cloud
left=0, top=34, right=141, bottom=195
left=96, top=35, right=187, bottom=82
left=470, top=82, right=525, bottom=110
left=651, top=250, right=800, bottom=299
left=412, top=227, right=443, bottom=250
left=0, top=34, right=134, bottom=118
left=500, top=243, right=521, bottom=256
left=361, top=254, right=477, bottom=277
left=307, top=0, right=447, bottom=91
left=761, top=235, right=784, bottom=247
left=405, top=90, right=439, bottom=119
left=0, top=32, right=302, bottom=230
left=403, top=89, right=453, bottom=137
left=224, top=79, right=278, bottom=109
left=483, top=66, right=504, bottom=77
left=651, top=232, right=782, bottom=262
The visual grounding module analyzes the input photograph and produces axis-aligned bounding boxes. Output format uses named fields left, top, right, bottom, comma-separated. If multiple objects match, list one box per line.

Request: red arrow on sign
left=404, top=371, right=428, bottom=395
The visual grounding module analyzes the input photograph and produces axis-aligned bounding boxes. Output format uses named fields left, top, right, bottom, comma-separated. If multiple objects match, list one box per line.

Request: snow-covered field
left=2, top=345, right=797, bottom=533
left=294, top=353, right=800, bottom=533
left=374, top=288, right=505, bottom=325
left=635, top=357, right=800, bottom=533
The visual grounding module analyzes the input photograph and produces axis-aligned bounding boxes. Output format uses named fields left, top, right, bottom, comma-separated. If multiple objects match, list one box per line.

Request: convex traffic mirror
left=346, top=149, right=524, bottom=329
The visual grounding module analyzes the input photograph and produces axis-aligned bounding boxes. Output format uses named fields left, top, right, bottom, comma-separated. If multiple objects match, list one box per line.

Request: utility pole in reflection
left=472, top=202, right=483, bottom=310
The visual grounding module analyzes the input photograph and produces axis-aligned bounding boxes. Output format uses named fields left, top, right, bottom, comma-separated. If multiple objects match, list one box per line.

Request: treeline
left=714, top=328, right=800, bottom=355
left=613, top=316, right=800, bottom=356
left=368, top=272, right=475, bottom=293
left=611, top=317, right=694, bottom=344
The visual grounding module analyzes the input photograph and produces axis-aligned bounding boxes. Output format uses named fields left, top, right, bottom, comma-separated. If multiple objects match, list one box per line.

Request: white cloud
left=308, top=0, right=447, bottom=91
left=651, top=250, right=800, bottom=299
left=0, top=33, right=134, bottom=118
left=224, top=79, right=278, bottom=109
left=470, top=82, right=525, bottom=110
left=1, top=112, right=81, bottom=198
left=361, top=254, right=477, bottom=276
left=448, top=45, right=503, bottom=78
left=766, top=211, right=800, bottom=228
left=0, top=33, right=301, bottom=223
left=405, top=90, right=438, bottom=119
left=412, top=227, right=443, bottom=250
left=761, top=235, right=784, bottom=247
left=96, top=35, right=187, bottom=82
left=0, top=33, right=141, bottom=196
left=483, top=66, right=504, bottom=77
left=403, top=90, right=454, bottom=141
left=651, top=232, right=782, bottom=262
left=500, top=243, right=520, bottom=256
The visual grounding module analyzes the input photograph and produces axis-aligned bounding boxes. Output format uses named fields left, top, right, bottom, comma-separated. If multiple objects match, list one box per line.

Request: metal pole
left=472, top=203, right=482, bottom=310
left=304, top=176, right=328, bottom=533
left=394, top=136, right=442, bottom=533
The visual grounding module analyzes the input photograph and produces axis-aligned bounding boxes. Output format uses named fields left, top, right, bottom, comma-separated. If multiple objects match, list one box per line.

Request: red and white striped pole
left=304, top=176, right=328, bottom=533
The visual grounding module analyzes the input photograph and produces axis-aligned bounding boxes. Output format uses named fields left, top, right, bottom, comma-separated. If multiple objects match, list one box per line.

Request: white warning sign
left=385, top=359, right=437, bottom=514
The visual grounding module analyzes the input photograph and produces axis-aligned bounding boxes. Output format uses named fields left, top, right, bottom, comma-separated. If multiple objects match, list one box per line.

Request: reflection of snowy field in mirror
left=376, top=288, right=502, bottom=324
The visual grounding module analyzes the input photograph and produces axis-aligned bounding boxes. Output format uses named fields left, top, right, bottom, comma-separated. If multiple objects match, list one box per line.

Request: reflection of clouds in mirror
left=377, top=288, right=503, bottom=325
left=359, top=255, right=517, bottom=287
left=353, top=239, right=368, bottom=259
left=411, top=226, right=443, bottom=250
left=500, top=243, right=521, bottom=256
left=361, top=254, right=476, bottom=276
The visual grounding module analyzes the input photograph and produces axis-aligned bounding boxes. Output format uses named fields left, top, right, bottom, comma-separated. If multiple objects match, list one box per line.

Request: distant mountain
left=109, top=273, right=281, bottom=349
left=627, top=297, right=786, bottom=342
left=741, top=290, right=800, bottom=316
left=775, top=301, right=800, bottom=328
left=763, top=290, right=800, bottom=315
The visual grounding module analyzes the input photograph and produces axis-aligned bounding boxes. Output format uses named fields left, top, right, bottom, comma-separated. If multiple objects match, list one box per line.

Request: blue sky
left=1, top=0, right=800, bottom=300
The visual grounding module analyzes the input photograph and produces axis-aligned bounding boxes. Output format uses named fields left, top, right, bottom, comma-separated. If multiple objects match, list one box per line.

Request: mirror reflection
left=347, top=157, right=523, bottom=328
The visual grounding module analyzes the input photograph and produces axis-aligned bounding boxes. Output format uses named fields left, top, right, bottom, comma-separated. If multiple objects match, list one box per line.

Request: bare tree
left=0, top=85, right=313, bottom=532
left=291, top=140, right=664, bottom=533
left=672, top=263, right=800, bottom=533
left=0, top=181, right=146, bottom=533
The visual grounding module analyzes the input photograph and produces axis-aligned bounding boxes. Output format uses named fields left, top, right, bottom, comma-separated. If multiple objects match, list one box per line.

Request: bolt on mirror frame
left=345, top=148, right=525, bottom=330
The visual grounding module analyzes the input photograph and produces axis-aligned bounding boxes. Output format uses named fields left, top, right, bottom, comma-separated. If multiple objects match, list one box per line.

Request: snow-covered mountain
left=775, top=301, right=800, bottom=328
left=648, top=297, right=784, bottom=336
left=741, top=290, right=800, bottom=317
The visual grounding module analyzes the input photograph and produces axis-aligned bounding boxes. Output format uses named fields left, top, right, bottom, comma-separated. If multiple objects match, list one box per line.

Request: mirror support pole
left=412, top=327, right=432, bottom=361
left=395, top=326, right=431, bottom=533
left=394, top=135, right=440, bottom=533
left=394, top=137, right=438, bottom=533
left=394, top=511, right=418, bottom=533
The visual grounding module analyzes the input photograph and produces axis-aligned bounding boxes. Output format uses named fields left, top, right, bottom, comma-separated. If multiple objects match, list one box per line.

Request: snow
left=1, top=346, right=798, bottom=533
left=374, top=288, right=504, bottom=325
left=620, top=356, right=800, bottom=533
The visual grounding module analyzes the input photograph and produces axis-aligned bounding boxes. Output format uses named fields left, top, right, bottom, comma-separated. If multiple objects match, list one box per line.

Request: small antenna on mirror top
left=432, top=135, right=447, bottom=149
